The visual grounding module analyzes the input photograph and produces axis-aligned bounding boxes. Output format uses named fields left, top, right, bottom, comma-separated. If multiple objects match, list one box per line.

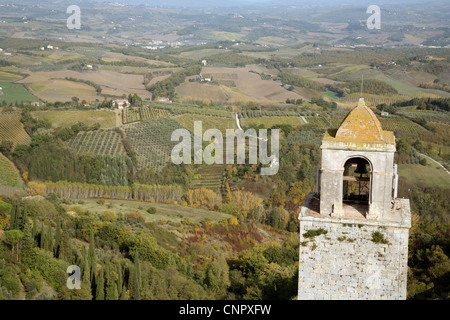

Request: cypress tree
left=89, top=229, right=97, bottom=282
left=21, top=217, right=34, bottom=259
left=54, top=218, right=62, bottom=258
left=32, top=215, right=37, bottom=243
left=120, top=285, right=127, bottom=300
left=105, top=261, right=119, bottom=300
left=95, top=268, right=105, bottom=300
left=82, top=258, right=92, bottom=291
left=15, top=204, right=25, bottom=231
left=117, top=262, right=123, bottom=298
left=48, top=227, right=54, bottom=254
left=9, top=200, right=18, bottom=230
left=40, top=224, right=46, bottom=250
left=59, top=223, right=70, bottom=261
left=132, top=253, right=142, bottom=300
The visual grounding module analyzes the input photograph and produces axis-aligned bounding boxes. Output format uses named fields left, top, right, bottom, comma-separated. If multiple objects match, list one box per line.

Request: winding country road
left=418, top=152, right=450, bottom=177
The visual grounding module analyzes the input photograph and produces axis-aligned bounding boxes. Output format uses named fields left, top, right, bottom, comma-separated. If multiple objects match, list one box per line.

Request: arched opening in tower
left=343, top=157, right=371, bottom=216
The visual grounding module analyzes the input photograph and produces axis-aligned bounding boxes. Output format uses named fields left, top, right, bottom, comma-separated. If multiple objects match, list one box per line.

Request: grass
left=179, top=49, right=223, bottom=60
left=240, top=116, right=305, bottom=129
left=28, top=82, right=48, bottom=92
left=0, top=81, right=39, bottom=104
left=32, top=110, right=116, bottom=129
left=331, top=64, right=371, bottom=76
left=322, top=89, right=340, bottom=100
left=398, top=163, right=450, bottom=189
left=281, top=68, right=320, bottom=79
left=174, top=114, right=236, bottom=134
left=31, top=79, right=97, bottom=102
left=0, top=71, right=22, bottom=81
left=65, top=198, right=232, bottom=224
left=209, top=31, right=245, bottom=41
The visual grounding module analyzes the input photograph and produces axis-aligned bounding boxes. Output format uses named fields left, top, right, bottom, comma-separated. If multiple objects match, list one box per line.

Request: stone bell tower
left=298, top=99, right=411, bottom=300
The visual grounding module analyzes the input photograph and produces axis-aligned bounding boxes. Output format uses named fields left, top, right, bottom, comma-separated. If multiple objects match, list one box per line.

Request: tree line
left=28, top=181, right=183, bottom=203
left=148, top=65, right=202, bottom=100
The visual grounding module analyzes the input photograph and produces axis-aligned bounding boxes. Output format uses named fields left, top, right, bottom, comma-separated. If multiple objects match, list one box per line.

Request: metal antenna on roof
left=360, top=74, right=364, bottom=98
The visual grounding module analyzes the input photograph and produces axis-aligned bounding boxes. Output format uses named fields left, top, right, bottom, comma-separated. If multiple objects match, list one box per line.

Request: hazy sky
left=90, top=0, right=431, bottom=7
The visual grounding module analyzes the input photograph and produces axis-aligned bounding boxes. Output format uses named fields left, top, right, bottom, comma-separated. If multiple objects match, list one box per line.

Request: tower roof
left=335, top=98, right=384, bottom=141
left=321, top=98, right=395, bottom=150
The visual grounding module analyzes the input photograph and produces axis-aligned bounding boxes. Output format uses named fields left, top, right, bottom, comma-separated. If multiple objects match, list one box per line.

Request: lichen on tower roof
left=335, top=98, right=384, bottom=142
left=322, top=98, right=395, bottom=150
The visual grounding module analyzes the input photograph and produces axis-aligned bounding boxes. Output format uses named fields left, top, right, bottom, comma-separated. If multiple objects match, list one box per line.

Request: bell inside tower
left=343, top=157, right=371, bottom=207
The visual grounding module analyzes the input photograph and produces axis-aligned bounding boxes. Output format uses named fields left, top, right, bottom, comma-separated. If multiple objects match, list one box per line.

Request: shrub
left=0, top=268, right=21, bottom=299
left=303, top=228, right=328, bottom=238
left=97, top=199, right=105, bottom=205
left=102, top=210, right=117, bottom=222
left=147, top=207, right=157, bottom=214
left=127, top=212, right=145, bottom=223
left=372, top=231, right=389, bottom=244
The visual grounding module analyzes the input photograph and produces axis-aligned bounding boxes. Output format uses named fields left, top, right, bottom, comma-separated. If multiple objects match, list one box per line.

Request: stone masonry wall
left=298, top=217, right=409, bottom=300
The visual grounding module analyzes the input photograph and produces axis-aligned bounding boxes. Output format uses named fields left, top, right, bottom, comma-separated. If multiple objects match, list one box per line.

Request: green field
left=65, top=198, right=232, bottom=224
left=398, top=163, right=450, bottom=189
left=330, top=64, right=371, bottom=76
left=32, top=110, right=116, bottom=128
left=240, top=115, right=306, bottom=129
left=322, top=89, right=340, bottom=100
left=0, top=71, right=22, bottom=81
left=0, top=81, right=39, bottom=104
left=174, top=114, right=236, bottom=134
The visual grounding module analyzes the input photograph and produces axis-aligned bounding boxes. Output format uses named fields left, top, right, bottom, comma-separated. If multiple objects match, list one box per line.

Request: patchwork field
left=17, top=69, right=151, bottom=102
left=121, top=107, right=172, bottom=124
left=179, top=48, right=224, bottom=60
left=0, top=81, right=40, bottom=104
left=389, top=70, right=437, bottom=87
left=29, top=79, right=98, bottom=102
left=331, top=68, right=450, bottom=98
left=175, top=82, right=229, bottom=102
left=31, top=110, right=116, bottom=129
left=240, top=115, right=306, bottom=129
left=101, top=51, right=173, bottom=67
left=0, top=113, right=31, bottom=147
left=0, top=71, right=23, bottom=81
left=199, top=67, right=304, bottom=102
left=379, top=118, right=433, bottom=140
left=123, top=118, right=183, bottom=170
left=66, top=129, right=127, bottom=156
left=173, top=114, right=236, bottom=134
